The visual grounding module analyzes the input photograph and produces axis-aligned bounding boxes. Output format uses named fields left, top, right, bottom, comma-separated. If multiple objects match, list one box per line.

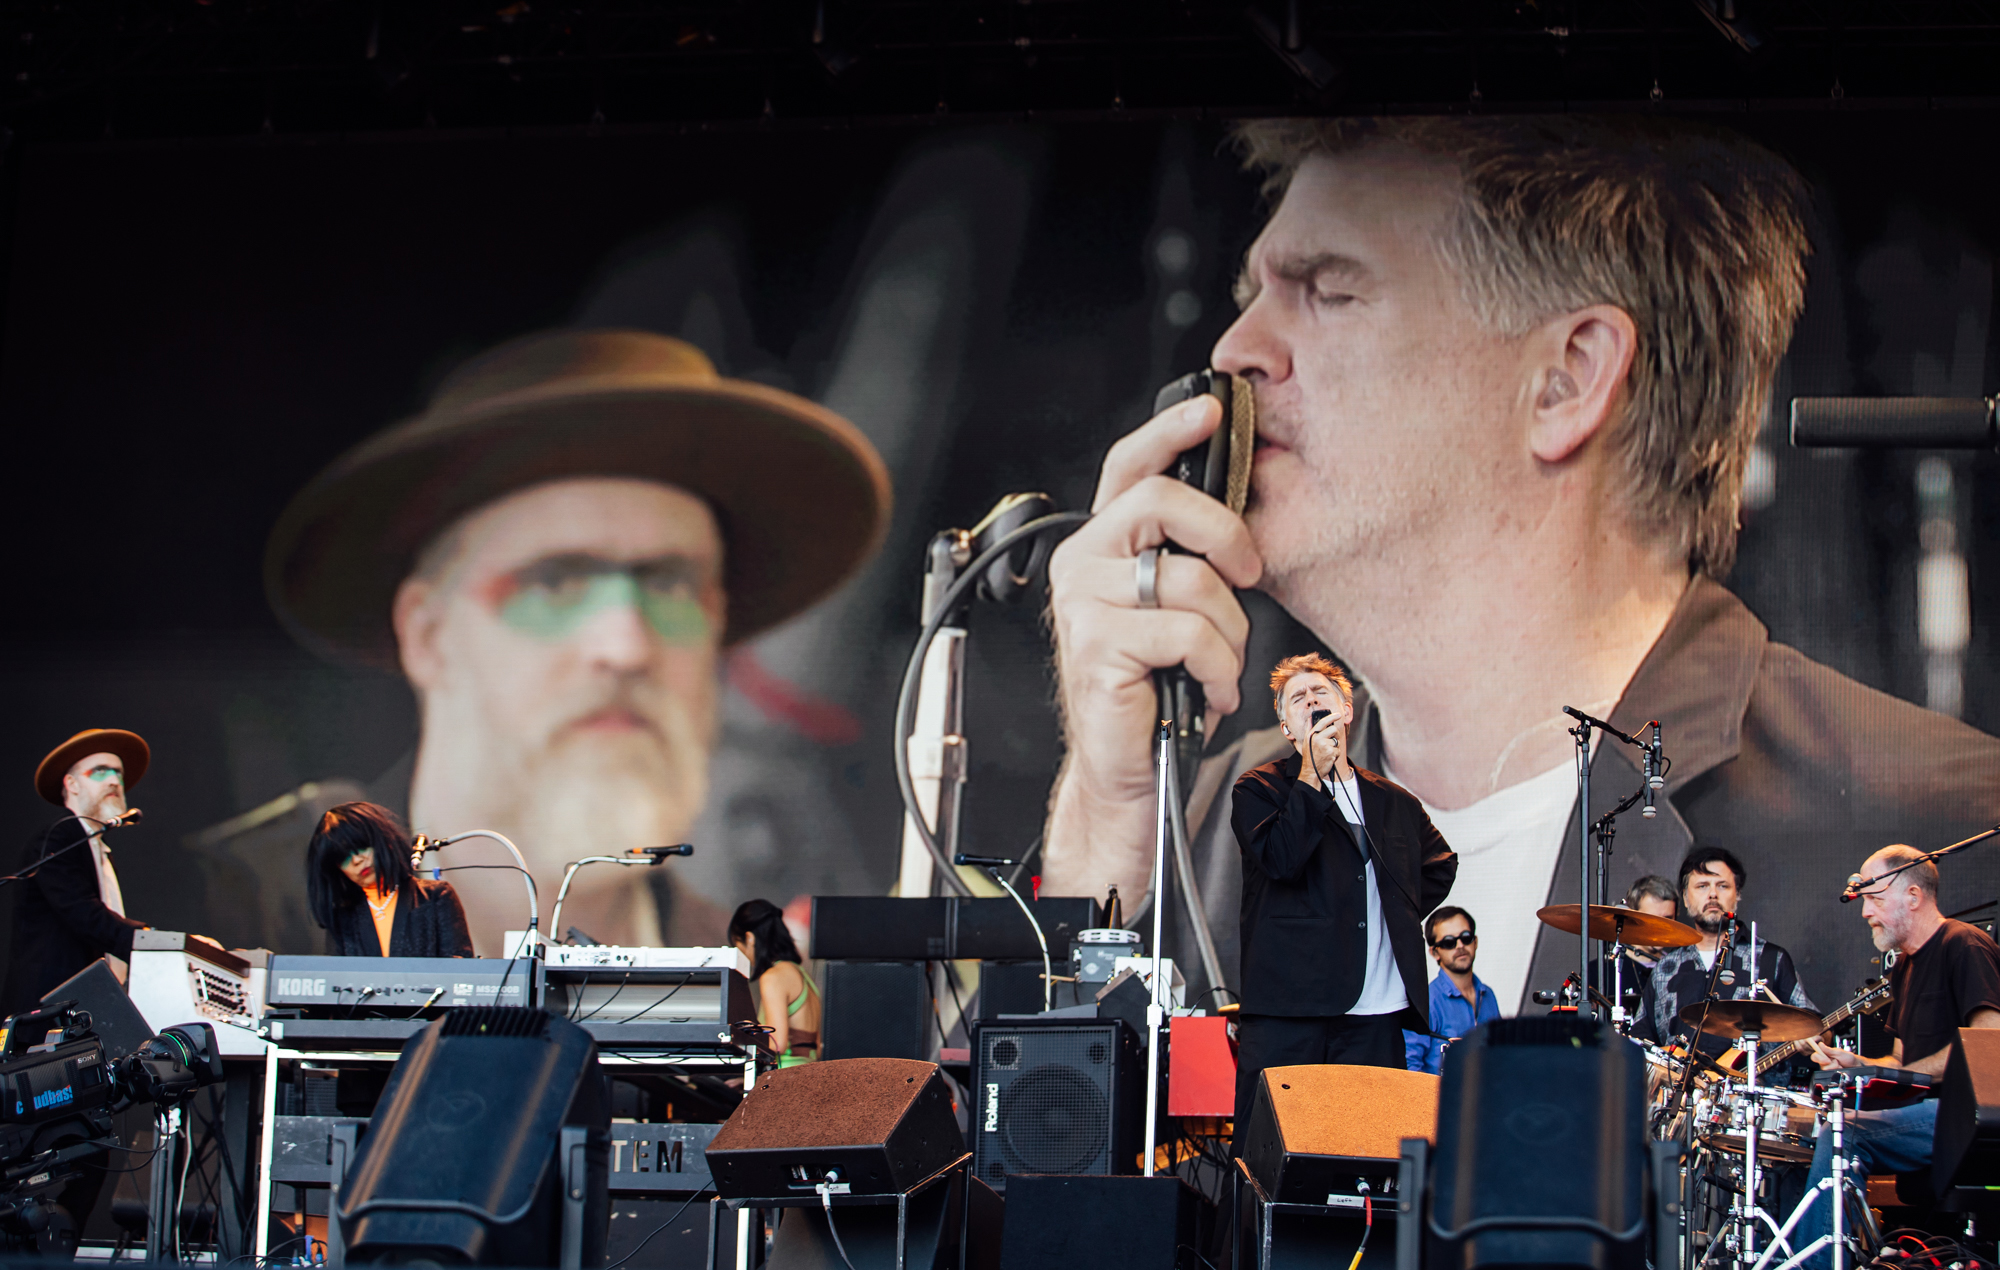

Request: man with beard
left=1799, top=845, right=2000, bottom=1269
left=1630, top=847, right=1813, bottom=1056
left=213, top=329, right=889, bottom=953
left=3, top=730, right=151, bottom=1016
left=1038, top=116, right=2000, bottom=1012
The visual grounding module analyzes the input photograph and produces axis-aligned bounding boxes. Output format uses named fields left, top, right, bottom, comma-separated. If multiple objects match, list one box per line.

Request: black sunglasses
left=1431, top=931, right=1477, bottom=950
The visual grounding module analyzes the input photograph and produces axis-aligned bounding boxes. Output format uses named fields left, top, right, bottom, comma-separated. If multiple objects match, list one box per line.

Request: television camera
left=0, top=1000, right=223, bottom=1254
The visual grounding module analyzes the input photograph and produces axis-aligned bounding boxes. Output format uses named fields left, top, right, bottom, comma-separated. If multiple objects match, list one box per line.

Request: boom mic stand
left=548, top=845, right=693, bottom=943
left=1560, top=708, right=1664, bottom=1021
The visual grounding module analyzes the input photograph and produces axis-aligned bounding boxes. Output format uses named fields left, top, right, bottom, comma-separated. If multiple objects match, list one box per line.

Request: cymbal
left=1677, top=999, right=1825, bottom=1043
left=1535, top=904, right=1701, bottom=948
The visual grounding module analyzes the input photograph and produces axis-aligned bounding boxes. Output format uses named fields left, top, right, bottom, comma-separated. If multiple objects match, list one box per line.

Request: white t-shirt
left=1391, top=758, right=1579, bottom=1013
left=1326, top=776, right=1409, bottom=1017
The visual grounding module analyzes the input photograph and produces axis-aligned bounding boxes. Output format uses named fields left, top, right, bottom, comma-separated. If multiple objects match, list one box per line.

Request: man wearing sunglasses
left=2, top=729, right=152, bottom=1017
left=1404, top=907, right=1499, bottom=1075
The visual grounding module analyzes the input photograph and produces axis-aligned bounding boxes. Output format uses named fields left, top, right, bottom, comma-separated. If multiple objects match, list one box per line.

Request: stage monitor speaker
left=998, top=1175, right=1210, bottom=1270
left=1933, top=1027, right=2000, bottom=1197
left=336, top=1008, right=610, bottom=1268
left=37, top=958, right=154, bottom=1061
left=1240, top=1065, right=1439, bottom=1203
left=706, top=1058, right=965, bottom=1199
left=822, top=961, right=932, bottom=1061
left=1413, top=1017, right=1652, bottom=1270
left=971, top=1021, right=1138, bottom=1192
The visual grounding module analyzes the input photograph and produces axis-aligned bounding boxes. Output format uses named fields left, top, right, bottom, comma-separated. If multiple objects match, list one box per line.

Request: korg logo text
left=277, top=977, right=329, bottom=997
left=983, top=1084, right=999, bottom=1132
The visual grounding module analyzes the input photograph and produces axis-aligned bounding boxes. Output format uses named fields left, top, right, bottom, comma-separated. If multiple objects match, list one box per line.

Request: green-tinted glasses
left=483, top=553, right=715, bottom=645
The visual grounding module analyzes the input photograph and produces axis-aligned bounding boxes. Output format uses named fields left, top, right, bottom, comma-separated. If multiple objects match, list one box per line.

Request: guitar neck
left=1754, top=996, right=1877, bottom=1072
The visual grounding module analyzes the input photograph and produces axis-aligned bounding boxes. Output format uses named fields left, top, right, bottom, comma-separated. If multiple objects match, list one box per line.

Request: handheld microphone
left=634, top=843, right=694, bottom=861
left=1309, top=707, right=1331, bottom=729
left=953, top=853, right=1018, bottom=868
left=1152, top=371, right=1256, bottom=779
left=100, top=808, right=142, bottom=830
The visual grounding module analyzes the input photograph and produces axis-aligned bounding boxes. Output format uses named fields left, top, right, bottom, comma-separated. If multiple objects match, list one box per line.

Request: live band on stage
left=13, top=686, right=2000, bottom=1270
left=14, top=117, right=2000, bottom=1270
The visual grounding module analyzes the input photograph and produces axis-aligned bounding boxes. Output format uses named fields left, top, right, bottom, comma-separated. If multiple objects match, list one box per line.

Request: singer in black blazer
left=1, top=817, right=148, bottom=1017
left=1232, top=754, right=1458, bottom=1027
left=1230, top=754, right=1457, bottom=1123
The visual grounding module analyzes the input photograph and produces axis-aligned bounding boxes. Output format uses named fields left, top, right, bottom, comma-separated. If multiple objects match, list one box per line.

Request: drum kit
left=1535, top=902, right=1890, bottom=1270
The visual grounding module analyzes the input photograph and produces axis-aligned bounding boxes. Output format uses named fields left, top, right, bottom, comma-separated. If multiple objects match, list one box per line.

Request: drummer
left=1798, top=845, right=2000, bottom=1270
left=1616, top=875, right=1680, bottom=1002
left=1631, top=847, right=1815, bottom=1058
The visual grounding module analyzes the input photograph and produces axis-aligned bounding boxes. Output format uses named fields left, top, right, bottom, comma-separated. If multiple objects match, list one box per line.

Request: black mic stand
left=1561, top=707, right=1664, bottom=1022
left=0, top=811, right=139, bottom=889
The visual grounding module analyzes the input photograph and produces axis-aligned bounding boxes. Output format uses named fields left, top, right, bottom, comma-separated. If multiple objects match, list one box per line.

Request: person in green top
left=728, top=899, right=820, bottom=1067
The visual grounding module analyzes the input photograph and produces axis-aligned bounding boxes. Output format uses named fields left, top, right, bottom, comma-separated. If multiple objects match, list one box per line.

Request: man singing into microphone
left=1230, top=655, right=1456, bottom=1125
left=1, top=729, right=152, bottom=1016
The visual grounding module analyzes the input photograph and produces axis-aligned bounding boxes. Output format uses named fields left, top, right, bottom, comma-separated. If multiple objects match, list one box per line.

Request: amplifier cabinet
left=971, top=1021, right=1139, bottom=1192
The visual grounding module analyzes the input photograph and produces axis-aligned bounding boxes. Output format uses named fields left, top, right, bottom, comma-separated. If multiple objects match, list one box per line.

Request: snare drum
left=1699, top=1085, right=1819, bottom=1165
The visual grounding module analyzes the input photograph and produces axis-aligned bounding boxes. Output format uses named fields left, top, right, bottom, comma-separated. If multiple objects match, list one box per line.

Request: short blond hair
left=1233, top=116, right=1810, bottom=580
left=1270, top=653, right=1352, bottom=719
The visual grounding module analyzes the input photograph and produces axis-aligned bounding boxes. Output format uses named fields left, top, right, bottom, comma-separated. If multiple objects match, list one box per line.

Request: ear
left=392, top=577, right=446, bottom=694
left=1527, top=304, right=1637, bottom=465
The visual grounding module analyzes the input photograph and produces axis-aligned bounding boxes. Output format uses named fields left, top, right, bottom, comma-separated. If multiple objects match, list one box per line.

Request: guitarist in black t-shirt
left=1795, top=845, right=2000, bottom=1270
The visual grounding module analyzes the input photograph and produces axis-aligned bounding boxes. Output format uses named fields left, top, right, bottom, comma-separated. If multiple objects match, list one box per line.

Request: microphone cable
left=893, top=510, right=1091, bottom=896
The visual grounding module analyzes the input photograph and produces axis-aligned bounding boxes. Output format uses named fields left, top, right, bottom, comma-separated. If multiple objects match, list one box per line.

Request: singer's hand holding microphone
left=1303, top=707, right=1341, bottom=784
left=1042, top=394, right=1262, bottom=894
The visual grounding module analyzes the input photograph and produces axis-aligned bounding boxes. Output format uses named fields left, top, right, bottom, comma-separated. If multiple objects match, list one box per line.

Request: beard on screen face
left=417, top=665, right=718, bottom=886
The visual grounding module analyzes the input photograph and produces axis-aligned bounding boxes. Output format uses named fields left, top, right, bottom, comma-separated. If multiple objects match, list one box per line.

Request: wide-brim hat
left=36, top=729, right=150, bottom=806
left=265, top=328, right=893, bottom=670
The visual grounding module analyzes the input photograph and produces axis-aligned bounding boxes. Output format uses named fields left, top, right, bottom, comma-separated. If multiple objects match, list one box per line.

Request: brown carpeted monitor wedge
left=706, top=1057, right=964, bottom=1198
left=1240, top=1065, right=1441, bottom=1204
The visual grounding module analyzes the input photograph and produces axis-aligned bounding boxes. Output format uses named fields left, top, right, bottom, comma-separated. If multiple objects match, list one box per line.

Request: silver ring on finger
left=1135, top=547, right=1161, bottom=609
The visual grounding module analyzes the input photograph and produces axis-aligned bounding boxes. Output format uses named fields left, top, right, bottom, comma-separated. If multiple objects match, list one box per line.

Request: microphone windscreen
left=1791, top=396, right=1994, bottom=449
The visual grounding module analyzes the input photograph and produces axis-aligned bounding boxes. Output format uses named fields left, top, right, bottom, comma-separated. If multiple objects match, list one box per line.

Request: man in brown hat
left=208, top=328, right=890, bottom=954
left=2, top=730, right=152, bottom=1017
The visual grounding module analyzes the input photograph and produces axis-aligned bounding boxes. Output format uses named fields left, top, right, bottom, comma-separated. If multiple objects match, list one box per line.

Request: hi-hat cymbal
left=1677, top=999, right=1825, bottom=1043
left=1535, top=904, right=1701, bottom=948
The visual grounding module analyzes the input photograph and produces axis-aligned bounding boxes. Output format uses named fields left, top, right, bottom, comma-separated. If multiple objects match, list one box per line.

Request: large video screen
left=4, top=113, right=1996, bottom=1016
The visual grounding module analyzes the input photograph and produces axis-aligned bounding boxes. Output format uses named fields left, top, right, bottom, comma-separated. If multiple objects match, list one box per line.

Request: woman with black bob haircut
left=727, top=899, right=819, bottom=1066
left=306, top=801, right=474, bottom=957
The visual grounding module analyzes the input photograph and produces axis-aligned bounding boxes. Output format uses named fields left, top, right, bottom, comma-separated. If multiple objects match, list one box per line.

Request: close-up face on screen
left=11, top=14, right=2000, bottom=1267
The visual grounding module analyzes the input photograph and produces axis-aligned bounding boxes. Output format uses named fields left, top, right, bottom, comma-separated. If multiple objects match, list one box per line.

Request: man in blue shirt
left=1405, top=906, right=1501, bottom=1074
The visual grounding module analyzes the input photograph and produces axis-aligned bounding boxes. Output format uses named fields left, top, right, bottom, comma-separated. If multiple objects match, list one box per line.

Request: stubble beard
left=1244, top=420, right=1453, bottom=642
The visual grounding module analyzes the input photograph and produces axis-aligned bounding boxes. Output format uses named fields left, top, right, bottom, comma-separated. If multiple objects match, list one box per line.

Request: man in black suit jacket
left=2, top=729, right=152, bottom=1018
left=1230, top=655, right=1457, bottom=1125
